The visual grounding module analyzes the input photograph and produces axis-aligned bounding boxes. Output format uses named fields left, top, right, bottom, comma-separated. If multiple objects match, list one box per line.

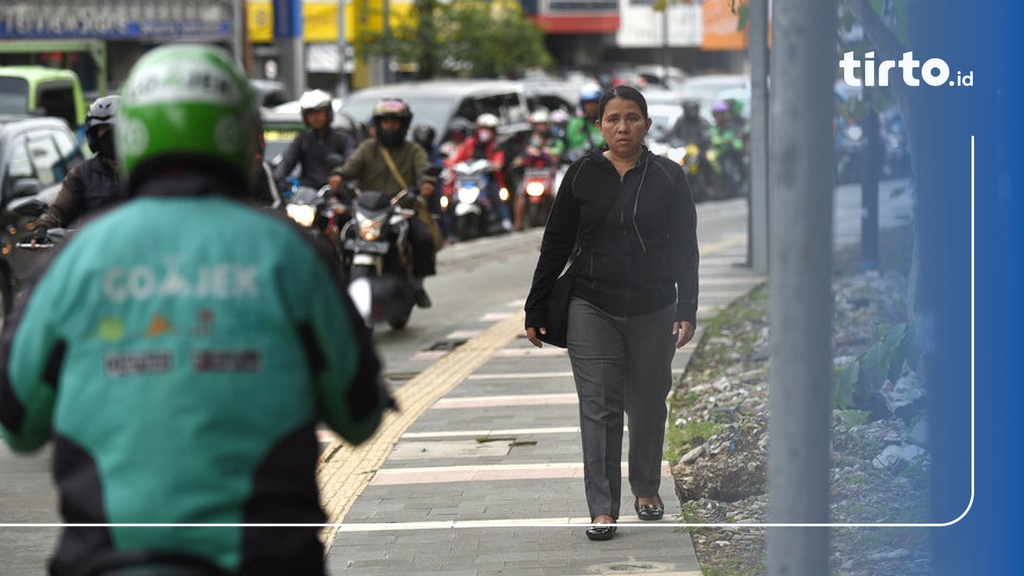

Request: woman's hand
left=526, top=326, right=545, bottom=348
left=673, top=321, right=695, bottom=349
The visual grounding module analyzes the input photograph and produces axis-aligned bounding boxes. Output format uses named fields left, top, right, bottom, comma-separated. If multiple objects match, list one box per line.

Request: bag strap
left=378, top=144, right=410, bottom=192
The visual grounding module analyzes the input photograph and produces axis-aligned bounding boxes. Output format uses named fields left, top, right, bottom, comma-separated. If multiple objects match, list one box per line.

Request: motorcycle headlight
left=845, top=125, right=863, bottom=141
left=357, top=213, right=384, bottom=241
left=458, top=187, right=480, bottom=204
left=286, top=203, right=317, bottom=228
left=499, top=187, right=510, bottom=202
left=440, top=196, right=450, bottom=209
left=705, top=148, right=718, bottom=162
left=526, top=181, right=546, bottom=197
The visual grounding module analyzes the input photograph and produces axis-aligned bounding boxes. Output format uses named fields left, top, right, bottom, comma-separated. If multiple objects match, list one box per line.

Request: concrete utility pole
left=748, top=0, right=769, bottom=273
left=766, top=0, right=835, bottom=574
left=273, top=0, right=306, bottom=100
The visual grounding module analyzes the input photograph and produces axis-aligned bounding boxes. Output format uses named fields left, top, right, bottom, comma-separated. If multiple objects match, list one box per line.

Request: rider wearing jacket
left=0, top=44, right=390, bottom=576
left=445, top=113, right=513, bottom=231
left=273, top=89, right=358, bottom=190
left=31, top=95, right=126, bottom=236
left=329, top=99, right=438, bottom=307
left=563, top=85, right=606, bottom=161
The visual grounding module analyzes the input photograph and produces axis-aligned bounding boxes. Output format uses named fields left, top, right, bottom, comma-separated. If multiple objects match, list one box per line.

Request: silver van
left=338, top=79, right=531, bottom=146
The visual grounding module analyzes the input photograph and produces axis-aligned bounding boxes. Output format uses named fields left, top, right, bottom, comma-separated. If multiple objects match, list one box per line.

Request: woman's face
left=597, top=96, right=650, bottom=158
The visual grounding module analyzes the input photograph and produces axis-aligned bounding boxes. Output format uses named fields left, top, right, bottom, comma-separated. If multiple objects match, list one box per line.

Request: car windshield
left=0, top=77, right=30, bottom=115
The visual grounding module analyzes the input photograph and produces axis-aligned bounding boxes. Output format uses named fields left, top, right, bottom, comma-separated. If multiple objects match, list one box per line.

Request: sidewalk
left=317, top=233, right=764, bottom=575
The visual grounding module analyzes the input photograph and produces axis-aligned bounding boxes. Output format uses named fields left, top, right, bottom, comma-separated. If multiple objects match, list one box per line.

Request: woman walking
left=524, top=85, right=699, bottom=541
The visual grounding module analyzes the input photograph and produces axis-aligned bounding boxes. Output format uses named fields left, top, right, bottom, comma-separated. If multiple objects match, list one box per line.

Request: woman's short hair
left=598, top=85, right=649, bottom=120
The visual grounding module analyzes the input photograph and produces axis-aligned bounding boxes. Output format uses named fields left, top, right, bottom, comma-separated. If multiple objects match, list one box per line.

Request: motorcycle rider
left=0, top=44, right=391, bottom=576
left=709, top=101, right=747, bottom=197
left=329, top=99, right=439, bottom=308
left=273, top=88, right=358, bottom=190
left=444, top=112, right=513, bottom=232
left=668, top=100, right=712, bottom=150
left=563, top=84, right=606, bottom=161
left=30, top=94, right=126, bottom=240
left=511, top=108, right=564, bottom=231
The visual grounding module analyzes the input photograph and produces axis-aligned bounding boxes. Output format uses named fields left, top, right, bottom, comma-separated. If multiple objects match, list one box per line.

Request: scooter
left=517, top=154, right=557, bottom=229
left=340, top=189, right=418, bottom=330
left=444, top=158, right=503, bottom=241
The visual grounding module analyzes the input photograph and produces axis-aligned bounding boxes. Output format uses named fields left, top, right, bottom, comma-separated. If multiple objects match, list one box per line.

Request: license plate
left=344, top=238, right=390, bottom=255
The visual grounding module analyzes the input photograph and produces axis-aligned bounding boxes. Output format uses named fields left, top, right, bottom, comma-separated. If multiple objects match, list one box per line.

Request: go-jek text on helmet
left=372, top=98, right=412, bottom=148
left=85, top=95, right=119, bottom=157
left=116, top=44, right=260, bottom=194
left=299, top=89, right=334, bottom=124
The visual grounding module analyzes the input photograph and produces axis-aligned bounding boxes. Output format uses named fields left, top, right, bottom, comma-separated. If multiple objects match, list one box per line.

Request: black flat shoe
left=635, top=497, right=664, bottom=521
left=586, top=524, right=617, bottom=541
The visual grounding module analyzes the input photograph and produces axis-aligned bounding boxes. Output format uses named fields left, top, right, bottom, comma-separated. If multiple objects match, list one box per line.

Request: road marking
left=333, top=517, right=687, bottom=532
left=433, top=392, right=578, bottom=409
left=369, top=461, right=672, bottom=486
left=317, top=311, right=523, bottom=551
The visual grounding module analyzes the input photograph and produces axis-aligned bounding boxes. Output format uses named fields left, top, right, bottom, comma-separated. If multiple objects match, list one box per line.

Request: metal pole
left=662, top=5, right=670, bottom=72
left=767, top=0, right=835, bottom=574
left=337, top=0, right=349, bottom=95
left=232, top=0, right=246, bottom=69
left=748, top=0, right=769, bottom=274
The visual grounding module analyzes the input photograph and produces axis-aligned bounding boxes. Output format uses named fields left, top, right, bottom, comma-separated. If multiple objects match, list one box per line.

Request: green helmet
left=117, top=44, right=258, bottom=191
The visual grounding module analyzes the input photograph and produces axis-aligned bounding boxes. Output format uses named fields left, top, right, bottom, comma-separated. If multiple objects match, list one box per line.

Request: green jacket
left=0, top=181, right=387, bottom=575
left=564, top=116, right=605, bottom=156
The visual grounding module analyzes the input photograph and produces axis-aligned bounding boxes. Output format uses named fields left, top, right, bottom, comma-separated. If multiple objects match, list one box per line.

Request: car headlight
left=286, top=203, right=316, bottom=227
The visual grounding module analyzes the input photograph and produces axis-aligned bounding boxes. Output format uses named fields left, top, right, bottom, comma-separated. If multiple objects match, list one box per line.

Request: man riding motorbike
left=273, top=88, right=358, bottom=191
left=329, top=98, right=440, bottom=308
left=444, top=112, right=513, bottom=232
left=668, top=100, right=712, bottom=150
left=511, top=108, right=563, bottom=231
left=0, top=43, right=391, bottom=576
left=30, top=95, right=126, bottom=240
left=563, top=84, right=606, bottom=161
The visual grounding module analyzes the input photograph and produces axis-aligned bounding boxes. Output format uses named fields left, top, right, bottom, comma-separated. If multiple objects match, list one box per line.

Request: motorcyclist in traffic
left=0, top=43, right=391, bottom=576
left=668, top=100, right=712, bottom=150
left=563, top=84, right=606, bottom=161
left=444, top=113, right=513, bottom=232
left=709, top=101, right=748, bottom=197
left=413, top=123, right=454, bottom=245
left=329, top=99, right=440, bottom=308
left=511, top=108, right=564, bottom=231
left=29, top=94, right=126, bottom=241
left=273, top=88, right=358, bottom=191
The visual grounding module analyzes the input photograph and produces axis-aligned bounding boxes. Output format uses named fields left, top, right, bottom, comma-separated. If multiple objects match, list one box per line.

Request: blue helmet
left=579, top=84, right=602, bottom=104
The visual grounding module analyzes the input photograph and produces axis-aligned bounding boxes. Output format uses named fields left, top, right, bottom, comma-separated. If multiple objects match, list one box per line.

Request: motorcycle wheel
left=525, top=201, right=548, bottom=229
left=457, top=213, right=481, bottom=241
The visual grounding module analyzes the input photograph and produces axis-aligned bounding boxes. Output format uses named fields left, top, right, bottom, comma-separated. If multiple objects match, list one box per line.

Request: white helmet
left=529, top=108, right=550, bottom=124
left=475, top=113, right=499, bottom=129
left=299, top=89, right=332, bottom=112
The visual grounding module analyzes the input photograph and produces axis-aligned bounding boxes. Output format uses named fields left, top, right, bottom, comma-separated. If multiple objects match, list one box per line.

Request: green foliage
left=833, top=321, right=920, bottom=410
left=356, top=0, right=552, bottom=78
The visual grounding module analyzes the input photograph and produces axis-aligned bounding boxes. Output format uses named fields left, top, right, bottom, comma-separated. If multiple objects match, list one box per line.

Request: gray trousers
left=566, top=297, right=676, bottom=521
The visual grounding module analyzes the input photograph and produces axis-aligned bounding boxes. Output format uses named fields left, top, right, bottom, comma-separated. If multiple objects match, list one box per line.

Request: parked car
left=0, top=66, right=87, bottom=131
left=338, top=79, right=531, bottom=147
left=0, top=115, right=87, bottom=322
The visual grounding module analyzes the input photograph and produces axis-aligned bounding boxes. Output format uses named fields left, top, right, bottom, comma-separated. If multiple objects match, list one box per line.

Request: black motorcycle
left=339, top=189, right=418, bottom=330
